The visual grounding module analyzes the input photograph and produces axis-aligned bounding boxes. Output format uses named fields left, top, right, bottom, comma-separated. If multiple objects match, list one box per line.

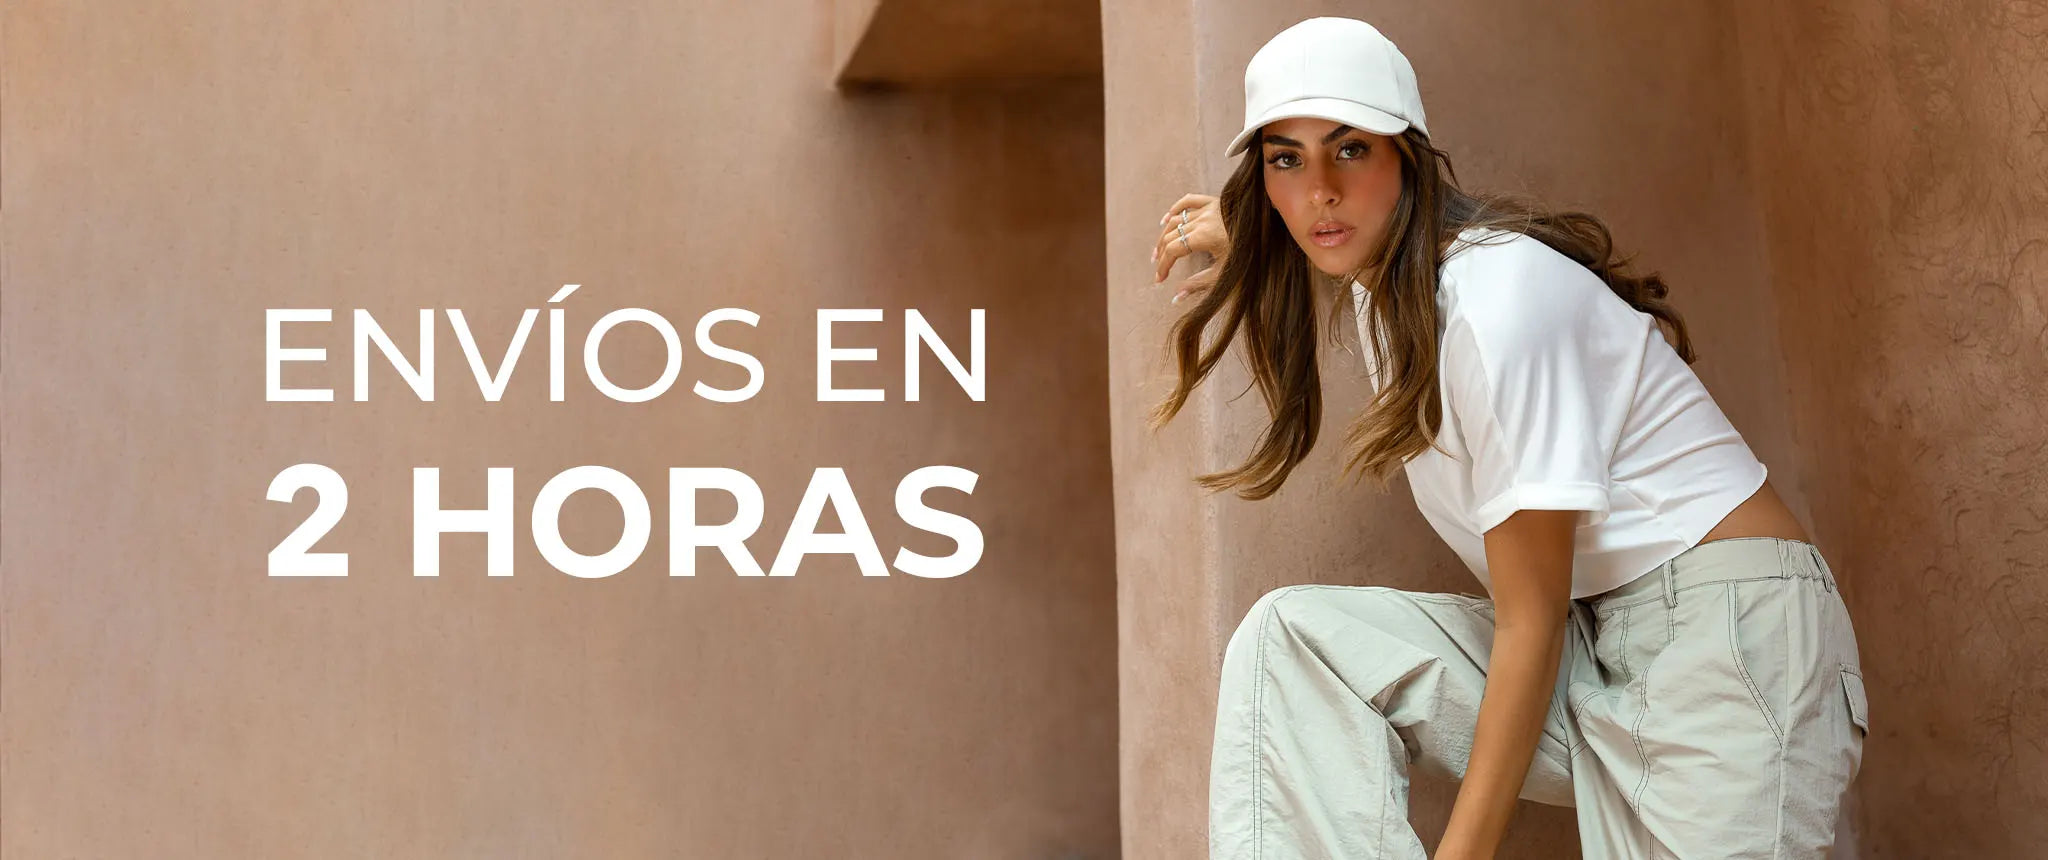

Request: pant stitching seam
left=1665, top=569, right=1677, bottom=643
left=1727, top=582, right=1786, bottom=744
left=1572, top=687, right=1605, bottom=715
left=1250, top=590, right=1280, bottom=860
left=1596, top=573, right=1822, bottom=616
left=1772, top=574, right=1793, bottom=860
left=1619, top=605, right=1631, bottom=683
left=1627, top=605, right=1654, bottom=815
left=1774, top=749, right=1788, bottom=860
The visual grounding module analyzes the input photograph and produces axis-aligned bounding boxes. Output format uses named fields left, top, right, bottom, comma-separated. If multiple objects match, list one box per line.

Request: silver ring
left=1175, top=221, right=1188, bottom=239
left=1179, top=210, right=1192, bottom=227
left=1179, top=234, right=1192, bottom=252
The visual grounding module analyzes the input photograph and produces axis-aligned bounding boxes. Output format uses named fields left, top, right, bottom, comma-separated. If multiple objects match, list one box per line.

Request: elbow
left=1492, top=597, right=1572, bottom=635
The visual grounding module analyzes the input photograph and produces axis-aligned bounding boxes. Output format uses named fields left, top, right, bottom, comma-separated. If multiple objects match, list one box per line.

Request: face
left=1258, top=117, right=1404, bottom=279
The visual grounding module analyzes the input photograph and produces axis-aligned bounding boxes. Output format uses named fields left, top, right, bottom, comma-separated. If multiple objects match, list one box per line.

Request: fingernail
left=1159, top=214, right=1166, bottom=225
left=1150, top=248, right=1157, bottom=262
left=1171, top=292, right=1182, bottom=304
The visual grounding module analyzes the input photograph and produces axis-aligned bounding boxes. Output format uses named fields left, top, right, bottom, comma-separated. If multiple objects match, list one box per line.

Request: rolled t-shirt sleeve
left=1442, top=238, right=1637, bottom=535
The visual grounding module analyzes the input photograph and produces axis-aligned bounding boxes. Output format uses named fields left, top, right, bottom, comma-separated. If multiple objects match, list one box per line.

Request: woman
left=1147, top=17, right=1868, bottom=860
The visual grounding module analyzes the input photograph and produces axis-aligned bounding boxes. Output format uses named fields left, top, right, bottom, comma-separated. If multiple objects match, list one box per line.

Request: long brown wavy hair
left=1147, top=127, right=1695, bottom=501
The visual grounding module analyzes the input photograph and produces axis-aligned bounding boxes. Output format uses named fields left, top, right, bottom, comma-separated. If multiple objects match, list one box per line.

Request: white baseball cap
left=1224, top=17, right=1429, bottom=159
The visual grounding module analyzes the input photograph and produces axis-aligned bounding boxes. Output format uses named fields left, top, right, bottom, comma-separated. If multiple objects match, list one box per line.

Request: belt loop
left=1661, top=559, right=1677, bottom=608
left=1810, top=544, right=1835, bottom=592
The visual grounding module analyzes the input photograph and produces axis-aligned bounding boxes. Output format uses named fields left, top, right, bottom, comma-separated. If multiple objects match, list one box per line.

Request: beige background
left=6, top=0, right=2045, bottom=857
left=3, top=2, right=1116, bottom=857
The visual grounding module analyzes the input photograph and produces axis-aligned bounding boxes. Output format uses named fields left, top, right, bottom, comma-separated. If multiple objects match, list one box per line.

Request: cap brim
left=1224, top=97, right=1410, bottom=158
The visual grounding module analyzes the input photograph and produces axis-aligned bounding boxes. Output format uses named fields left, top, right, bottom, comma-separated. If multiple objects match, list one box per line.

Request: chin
left=1306, top=255, right=1358, bottom=279
left=1298, top=245, right=1361, bottom=279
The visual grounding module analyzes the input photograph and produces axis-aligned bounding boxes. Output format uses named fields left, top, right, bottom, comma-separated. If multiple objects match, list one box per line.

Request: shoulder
left=1438, top=227, right=1612, bottom=348
left=1440, top=227, right=1605, bottom=303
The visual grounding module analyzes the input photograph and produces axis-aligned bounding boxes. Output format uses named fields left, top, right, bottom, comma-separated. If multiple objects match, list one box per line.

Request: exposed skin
left=1254, top=117, right=1407, bottom=280
left=1151, top=116, right=1814, bottom=858
left=1147, top=117, right=1402, bottom=296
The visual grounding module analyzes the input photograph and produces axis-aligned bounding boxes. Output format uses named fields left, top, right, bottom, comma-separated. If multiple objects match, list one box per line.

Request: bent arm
left=1436, top=507, right=1578, bottom=860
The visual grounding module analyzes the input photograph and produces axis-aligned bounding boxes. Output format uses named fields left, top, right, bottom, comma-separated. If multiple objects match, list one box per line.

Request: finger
left=1161, top=194, right=1198, bottom=224
left=1163, top=211, right=1219, bottom=256
left=1155, top=237, right=1181, bottom=283
left=1159, top=219, right=1216, bottom=261
left=1160, top=193, right=1218, bottom=225
left=1172, top=263, right=1222, bottom=303
left=1156, top=231, right=1196, bottom=283
left=1154, top=222, right=1191, bottom=280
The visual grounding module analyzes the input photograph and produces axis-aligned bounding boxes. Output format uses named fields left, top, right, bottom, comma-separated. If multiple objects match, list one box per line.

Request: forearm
left=1436, top=611, right=1568, bottom=859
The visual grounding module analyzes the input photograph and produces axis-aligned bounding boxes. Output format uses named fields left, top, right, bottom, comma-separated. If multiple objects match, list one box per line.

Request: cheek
left=1356, top=168, right=1400, bottom=205
left=1264, top=173, right=1305, bottom=227
left=1348, top=168, right=1402, bottom=225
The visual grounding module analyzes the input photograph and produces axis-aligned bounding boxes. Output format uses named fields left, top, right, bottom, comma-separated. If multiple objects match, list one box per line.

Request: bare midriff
left=1696, top=479, right=1812, bottom=546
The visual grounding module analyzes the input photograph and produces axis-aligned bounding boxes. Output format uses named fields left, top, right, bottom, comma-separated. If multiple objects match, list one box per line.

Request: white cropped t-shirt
left=1350, top=227, right=1768, bottom=599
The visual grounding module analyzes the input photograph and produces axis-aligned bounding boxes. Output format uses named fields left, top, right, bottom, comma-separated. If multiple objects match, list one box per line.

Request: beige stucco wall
left=1, top=2, right=1117, bottom=857
left=1729, top=0, right=2048, bottom=853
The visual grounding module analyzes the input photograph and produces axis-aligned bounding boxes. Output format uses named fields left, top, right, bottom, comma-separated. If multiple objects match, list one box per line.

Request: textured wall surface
left=836, top=0, right=1102, bottom=86
left=1, top=2, right=1118, bottom=856
left=1100, top=0, right=1224, bottom=854
left=1729, top=0, right=2048, bottom=855
left=1105, top=1, right=1798, bottom=857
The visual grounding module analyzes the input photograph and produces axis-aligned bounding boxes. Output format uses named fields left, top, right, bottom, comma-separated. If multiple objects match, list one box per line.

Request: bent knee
left=1228, top=584, right=1411, bottom=642
left=1222, top=584, right=1318, bottom=654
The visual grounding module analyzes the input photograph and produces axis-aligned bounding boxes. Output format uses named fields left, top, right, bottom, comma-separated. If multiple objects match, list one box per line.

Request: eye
left=1264, top=140, right=1370, bottom=169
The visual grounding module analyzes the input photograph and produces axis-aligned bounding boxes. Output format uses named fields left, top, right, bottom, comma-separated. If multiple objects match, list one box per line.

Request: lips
left=1311, top=219, right=1355, bottom=248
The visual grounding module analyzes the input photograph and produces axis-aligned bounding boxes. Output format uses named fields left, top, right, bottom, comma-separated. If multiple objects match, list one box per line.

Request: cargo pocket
left=1840, top=666, right=1869, bottom=735
left=1838, top=665, right=1869, bottom=785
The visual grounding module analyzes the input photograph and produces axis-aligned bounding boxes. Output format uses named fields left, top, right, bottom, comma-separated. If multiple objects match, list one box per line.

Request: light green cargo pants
left=1209, top=537, right=1869, bottom=858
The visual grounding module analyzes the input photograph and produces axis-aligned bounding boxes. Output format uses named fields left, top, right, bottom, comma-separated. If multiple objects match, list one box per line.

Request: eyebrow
left=1261, top=124, right=1357, bottom=148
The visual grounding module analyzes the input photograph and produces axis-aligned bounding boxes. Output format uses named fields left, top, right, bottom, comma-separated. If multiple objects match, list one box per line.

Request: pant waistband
left=1585, top=536, right=1836, bottom=613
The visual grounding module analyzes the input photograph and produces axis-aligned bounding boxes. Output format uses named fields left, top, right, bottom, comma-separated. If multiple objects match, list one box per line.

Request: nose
left=1307, top=166, right=1339, bottom=208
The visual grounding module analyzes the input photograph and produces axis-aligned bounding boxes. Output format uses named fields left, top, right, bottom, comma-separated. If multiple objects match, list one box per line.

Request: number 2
left=267, top=463, right=349, bottom=576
